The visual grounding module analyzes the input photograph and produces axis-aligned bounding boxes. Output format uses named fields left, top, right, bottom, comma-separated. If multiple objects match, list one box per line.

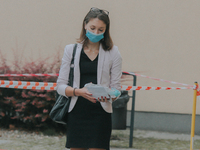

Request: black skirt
left=65, top=49, right=112, bottom=150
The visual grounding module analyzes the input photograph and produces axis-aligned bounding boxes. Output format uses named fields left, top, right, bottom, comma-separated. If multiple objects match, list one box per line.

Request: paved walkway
left=110, top=148, right=138, bottom=150
left=1, top=129, right=200, bottom=149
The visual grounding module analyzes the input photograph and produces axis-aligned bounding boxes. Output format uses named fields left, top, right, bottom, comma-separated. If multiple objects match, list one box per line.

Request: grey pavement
left=0, top=139, right=11, bottom=144
left=1, top=129, right=200, bottom=150
left=110, top=148, right=138, bottom=150
left=0, top=138, right=140, bottom=150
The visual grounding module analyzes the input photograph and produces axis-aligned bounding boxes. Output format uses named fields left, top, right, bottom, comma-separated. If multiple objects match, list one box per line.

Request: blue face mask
left=86, top=30, right=104, bottom=43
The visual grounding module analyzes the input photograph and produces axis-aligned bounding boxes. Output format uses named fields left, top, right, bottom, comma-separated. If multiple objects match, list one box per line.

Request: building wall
left=0, top=0, right=200, bottom=114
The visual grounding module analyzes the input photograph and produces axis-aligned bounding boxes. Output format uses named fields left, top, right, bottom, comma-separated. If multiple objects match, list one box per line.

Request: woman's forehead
left=87, top=18, right=106, bottom=27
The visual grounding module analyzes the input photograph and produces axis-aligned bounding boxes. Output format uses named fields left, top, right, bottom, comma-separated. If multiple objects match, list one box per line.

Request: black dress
left=66, top=49, right=112, bottom=150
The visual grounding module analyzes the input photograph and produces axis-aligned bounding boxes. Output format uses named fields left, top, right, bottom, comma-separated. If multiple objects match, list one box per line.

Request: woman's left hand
left=97, top=96, right=109, bottom=102
left=97, top=96, right=117, bottom=102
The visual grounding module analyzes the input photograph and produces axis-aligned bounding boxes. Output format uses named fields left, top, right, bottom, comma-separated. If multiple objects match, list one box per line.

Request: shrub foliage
left=0, top=50, right=66, bottom=132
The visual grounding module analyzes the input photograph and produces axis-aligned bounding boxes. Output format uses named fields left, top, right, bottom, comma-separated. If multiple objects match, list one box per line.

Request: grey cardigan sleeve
left=56, top=44, right=74, bottom=97
left=110, top=46, right=122, bottom=91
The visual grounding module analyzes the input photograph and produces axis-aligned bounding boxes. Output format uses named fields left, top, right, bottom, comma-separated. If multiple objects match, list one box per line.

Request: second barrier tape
left=0, top=71, right=193, bottom=87
left=122, top=71, right=193, bottom=87
left=0, top=80, right=195, bottom=91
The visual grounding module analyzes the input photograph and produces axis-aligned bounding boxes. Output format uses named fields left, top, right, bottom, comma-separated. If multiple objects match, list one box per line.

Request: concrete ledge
left=126, top=111, right=200, bottom=135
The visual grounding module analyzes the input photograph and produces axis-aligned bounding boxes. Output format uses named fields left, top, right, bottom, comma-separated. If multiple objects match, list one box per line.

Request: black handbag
left=49, top=43, right=77, bottom=124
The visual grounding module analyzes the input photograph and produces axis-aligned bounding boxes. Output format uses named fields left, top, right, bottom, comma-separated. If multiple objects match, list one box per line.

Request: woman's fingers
left=104, top=97, right=108, bottom=102
left=97, top=97, right=103, bottom=102
left=88, top=96, right=96, bottom=103
left=79, top=88, right=109, bottom=103
left=84, top=92, right=96, bottom=103
left=97, top=96, right=108, bottom=102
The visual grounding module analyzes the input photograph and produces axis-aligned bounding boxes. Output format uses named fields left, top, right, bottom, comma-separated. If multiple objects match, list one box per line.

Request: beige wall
left=1, top=0, right=200, bottom=114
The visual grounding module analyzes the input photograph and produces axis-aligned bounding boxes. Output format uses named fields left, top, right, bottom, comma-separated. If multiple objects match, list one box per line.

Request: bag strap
left=68, top=43, right=77, bottom=87
left=70, top=43, right=77, bottom=65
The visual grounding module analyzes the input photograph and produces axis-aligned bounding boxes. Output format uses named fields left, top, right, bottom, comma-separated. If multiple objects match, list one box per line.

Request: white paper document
left=86, top=86, right=110, bottom=100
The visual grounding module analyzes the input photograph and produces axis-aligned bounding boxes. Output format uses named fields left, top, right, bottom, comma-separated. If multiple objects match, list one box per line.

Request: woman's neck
left=86, top=41, right=100, bottom=51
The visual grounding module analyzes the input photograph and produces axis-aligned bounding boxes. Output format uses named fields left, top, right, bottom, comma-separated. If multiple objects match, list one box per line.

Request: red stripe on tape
left=50, top=87, right=55, bottom=90
left=18, top=81, right=22, bottom=85
left=136, top=86, right=142, bottom=90
left=126, top=86, right=132, bottom=90
left=155, top=87, right=161, bottom=90
left=146, top=87, right=151, bottom=90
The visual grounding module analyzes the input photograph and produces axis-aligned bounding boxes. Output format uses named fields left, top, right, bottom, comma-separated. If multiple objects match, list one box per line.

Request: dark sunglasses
left=90, top=7, right=109, bottom=16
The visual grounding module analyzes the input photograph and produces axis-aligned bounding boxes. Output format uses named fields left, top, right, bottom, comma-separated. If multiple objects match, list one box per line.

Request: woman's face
left=85, top=18, right=106, bottom=34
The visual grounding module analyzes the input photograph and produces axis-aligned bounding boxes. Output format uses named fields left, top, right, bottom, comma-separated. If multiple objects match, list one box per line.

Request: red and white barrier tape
left=121, top=85, right=194, bottom=91
left=0, top=80, right=196, bottom=91
left=0, top=72, right=197, bottom=92
left=196, top=84, right=200, bottom=99
left=197, top=90, right=200, bottom=100
left=122, top=71, right=193, bottom=87
left=0, top=73, right=58, bottom=77
left=0, top=72, right=193, bottom=87
left=0, top=80, right=56, bottom=90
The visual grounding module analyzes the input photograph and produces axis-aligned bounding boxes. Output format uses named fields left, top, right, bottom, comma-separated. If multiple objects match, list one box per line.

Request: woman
left=57, top=7, right=122, bottom=150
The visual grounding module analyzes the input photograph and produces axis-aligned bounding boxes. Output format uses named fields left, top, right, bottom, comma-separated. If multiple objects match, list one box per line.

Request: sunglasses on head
left=90, top=7, right=109, bottom=16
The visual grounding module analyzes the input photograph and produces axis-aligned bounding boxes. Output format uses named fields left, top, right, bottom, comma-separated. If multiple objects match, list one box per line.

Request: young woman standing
left=57, top=7, right=122, bottom=150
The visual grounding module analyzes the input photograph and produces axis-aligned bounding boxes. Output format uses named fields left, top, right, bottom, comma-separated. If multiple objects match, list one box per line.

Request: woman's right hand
left=76, top=87, right=97, bottom=103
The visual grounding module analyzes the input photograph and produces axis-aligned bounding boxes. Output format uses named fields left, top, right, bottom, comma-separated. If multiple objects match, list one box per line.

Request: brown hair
left=77, top=8, right=113, bottom=51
